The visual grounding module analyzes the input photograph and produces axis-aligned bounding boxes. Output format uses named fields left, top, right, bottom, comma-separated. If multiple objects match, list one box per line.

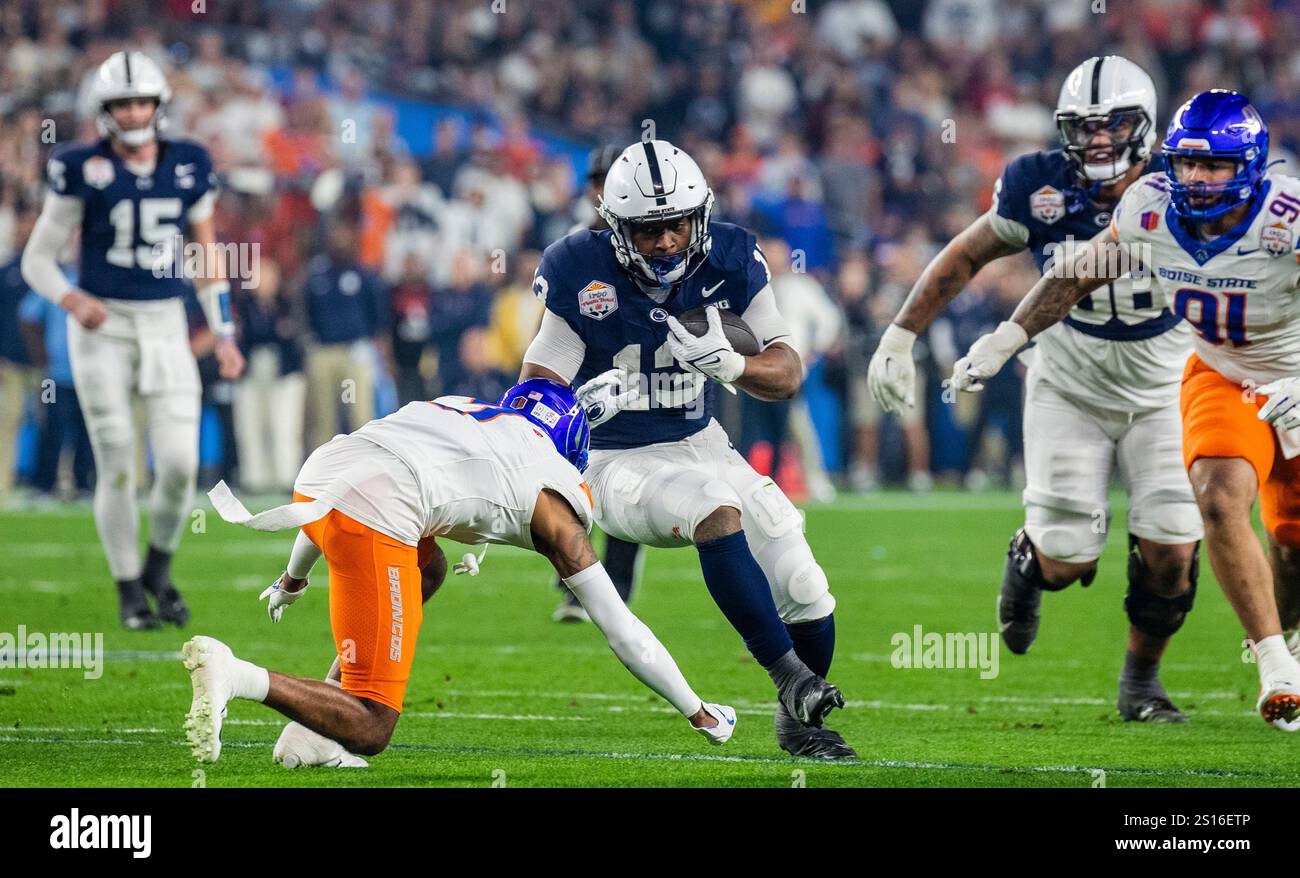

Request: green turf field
left=0, top=490, right=1292, bottom=787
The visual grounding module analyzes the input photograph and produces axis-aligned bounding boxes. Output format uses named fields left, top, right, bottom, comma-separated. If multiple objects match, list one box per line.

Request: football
left=676, top=306, right=762, bottom=356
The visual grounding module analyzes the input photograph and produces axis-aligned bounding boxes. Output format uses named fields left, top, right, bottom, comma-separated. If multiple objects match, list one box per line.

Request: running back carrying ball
left=676, top=306, right=761, bottom=356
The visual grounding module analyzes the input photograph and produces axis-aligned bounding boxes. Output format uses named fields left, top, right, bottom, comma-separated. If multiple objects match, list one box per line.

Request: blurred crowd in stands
left=1, top=0, right=1298, bottom=505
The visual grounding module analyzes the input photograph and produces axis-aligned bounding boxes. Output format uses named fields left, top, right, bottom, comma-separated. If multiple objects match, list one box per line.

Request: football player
left=185, top=380, right=736, bottom=764
left=951, top=90, right=1300, bottom=729
left=867, top=57, right=1201, bottom=722
left=520, top=140, right=852, bottom=758
left=552, top=143, right=647, bottom=624
left=21, top=51, right=245, bottom=629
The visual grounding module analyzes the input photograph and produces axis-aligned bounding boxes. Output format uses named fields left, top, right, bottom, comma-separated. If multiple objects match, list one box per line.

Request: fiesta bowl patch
left=578, top=281, right=618, bottom=320
left=1029, top=185, right=1065, bottom=224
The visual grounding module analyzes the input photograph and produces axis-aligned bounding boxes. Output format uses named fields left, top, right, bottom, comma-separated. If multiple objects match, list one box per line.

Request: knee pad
left=1023, top=499, right=1107, bottom=566
left=773, top=540, right=830, bottom=609
left=1005, top=528, right=1095, bottom=594
left=1125, top=535, right=1198, bottom=638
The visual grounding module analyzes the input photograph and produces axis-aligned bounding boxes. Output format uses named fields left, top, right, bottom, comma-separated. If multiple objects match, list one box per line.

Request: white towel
left=208, top=480, right=332, bottom=532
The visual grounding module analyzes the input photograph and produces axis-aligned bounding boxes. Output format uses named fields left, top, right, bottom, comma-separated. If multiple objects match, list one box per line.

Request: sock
left=1119, top=649, right=1164, bottom=696
left=1255, top=634, right=1299, bottom=686
left=696, top=530, right=793, bottom=667
left=142, top=546, right=173, bottom=592
left=765, top=648, right=812, bottom=691
left=232, top=657, right=270, bottom=702
left=788, top=614, right=835, bottom=678
left=115, top=577, right=148, bottom=606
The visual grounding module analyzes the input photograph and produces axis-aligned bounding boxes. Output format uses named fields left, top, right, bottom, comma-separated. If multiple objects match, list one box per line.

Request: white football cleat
left=693, top=702, right=737, bottom=745
left=274, top=721, right=369, bottom=768
left=1286, top=630, right=1300, bottom=662
left=182, top=636, right=236, bottom=762
left=1257, top=680, right=1300, bottom=731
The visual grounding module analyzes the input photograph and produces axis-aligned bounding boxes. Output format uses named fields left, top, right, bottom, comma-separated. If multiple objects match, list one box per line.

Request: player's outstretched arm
left=951, top=228, right=1119, bottom=392
left=530, top=490, right=729, bottom=736
left=869, top=214, right=1022, bottom=412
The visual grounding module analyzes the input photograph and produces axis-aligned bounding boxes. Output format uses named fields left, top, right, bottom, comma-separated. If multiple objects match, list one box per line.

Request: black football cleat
left=152, top=584, right=190, bottom=627
left=118, top=579, right=161, bottom=631
left=999, top=529, right=1043, bottom=654
left=777, top=671, right=844, bottom=729
left=775, top=705, right=857, bottom=758
left=1117, top=687, right=1187, bottom=723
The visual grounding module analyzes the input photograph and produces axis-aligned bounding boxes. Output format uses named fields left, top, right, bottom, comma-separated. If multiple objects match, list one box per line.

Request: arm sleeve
left=20, top=192, right=83, bottom=304
left=740, top=284, right=794, bottom=350
left=563, top=562, right=703, bottom=717
left=522, top=308, right=586, bottom=383
left=987, top=177, right=1030, bottom=248
left=286, top=530, right=322, bottom=580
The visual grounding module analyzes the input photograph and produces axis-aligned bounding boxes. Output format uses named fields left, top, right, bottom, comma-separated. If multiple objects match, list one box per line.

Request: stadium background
left=1, top=0, right=1299, bottom=506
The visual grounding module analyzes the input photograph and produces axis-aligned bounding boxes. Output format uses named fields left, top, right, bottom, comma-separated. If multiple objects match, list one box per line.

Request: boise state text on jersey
left=46, top=138, right=216, bottom=301
left=536, top=221, right=770, bottom=449
left=995, top=149, right=1181, bottom=341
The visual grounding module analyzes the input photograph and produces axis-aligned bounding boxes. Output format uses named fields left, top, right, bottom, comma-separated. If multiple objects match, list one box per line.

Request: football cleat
left=775, top=704, right=857, bottom=759
left=1117, top=689, right=1187, bottom=723
left=552, top=595, right=590, bottom=624
left=182, top=636, right=236, bottom=762
left=998, top=529, right=1045, bottom=654
left=692, top=702, right=737, bottom=745
left=1257, top=680, right=1300, bottom=731
left=118, top=579, right=160, bottom=631
left=150, top=582, right=190, bottom=627
left=777, top=671, right=844, bottom=729
left=273, top=721, right=369, bottom=768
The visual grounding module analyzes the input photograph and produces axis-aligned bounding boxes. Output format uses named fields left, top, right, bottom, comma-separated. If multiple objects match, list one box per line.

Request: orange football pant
left=293, top=492, right=427, bottom=712
left=1180, top=354, right=1300, bottom=546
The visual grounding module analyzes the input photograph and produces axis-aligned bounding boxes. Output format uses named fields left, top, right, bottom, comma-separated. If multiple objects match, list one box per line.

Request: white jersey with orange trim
left=1113, top=171, right=1300, bottom=388
left=289, top=397, right=593, bottom=549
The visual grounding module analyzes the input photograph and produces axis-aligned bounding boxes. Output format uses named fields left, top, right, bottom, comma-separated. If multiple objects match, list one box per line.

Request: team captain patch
left=578, top=281, right=618, bottom=320
left=1029, top=185, right=1065, bottom=225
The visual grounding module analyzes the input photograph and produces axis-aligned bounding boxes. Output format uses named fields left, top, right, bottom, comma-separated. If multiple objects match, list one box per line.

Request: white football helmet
left=1055, top=55, right=1157, bottom=184
left=91, top=50, right=172, bottom=147
left=598, top=140, right=714, bottom=288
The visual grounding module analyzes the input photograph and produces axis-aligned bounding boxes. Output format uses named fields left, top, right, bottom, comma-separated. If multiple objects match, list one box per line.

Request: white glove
left=453, top=544, right=488, bottom=576
left=1258, top=378, right=1300, bottom=432
left=665, top=308, right=746, bottom=385
left=575, top=367, right=641, bottom=427
left=950, top=321, right=1029, bottom=393
left=259, top=573, right=308, bottom=623
left=867, top=324, right=917, bottom=413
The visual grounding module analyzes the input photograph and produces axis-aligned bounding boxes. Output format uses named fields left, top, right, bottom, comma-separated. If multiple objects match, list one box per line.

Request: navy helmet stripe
left=642, top=141, right=668, bottom=206
left=123, top=52, right=133, bottom=85
left=1090, top=56, right=1104, bottom=106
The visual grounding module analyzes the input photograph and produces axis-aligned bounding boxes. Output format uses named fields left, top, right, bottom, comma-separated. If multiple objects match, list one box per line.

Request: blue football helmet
left=1162, top=89, right=1269, bottom=220
left=499, top=378, right=591, bottom=472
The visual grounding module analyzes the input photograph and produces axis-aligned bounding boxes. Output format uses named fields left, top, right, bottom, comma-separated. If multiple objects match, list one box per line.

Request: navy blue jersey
left=46, top=138, right=216, bottom=301
left=994, top=149, right=1179, bottom=341
left=536, top=221, right=771, bottom=449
